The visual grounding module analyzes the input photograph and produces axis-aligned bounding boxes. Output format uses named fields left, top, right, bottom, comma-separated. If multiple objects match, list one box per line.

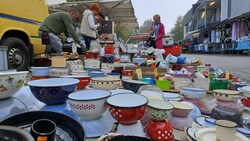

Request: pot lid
left=147, top=99, right=173, bottom=110
left=213, top=90, right=239, bottom=95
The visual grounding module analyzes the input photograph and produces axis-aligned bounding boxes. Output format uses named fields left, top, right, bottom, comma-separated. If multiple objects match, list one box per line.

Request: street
left=182, top=54, right=250, bottom=83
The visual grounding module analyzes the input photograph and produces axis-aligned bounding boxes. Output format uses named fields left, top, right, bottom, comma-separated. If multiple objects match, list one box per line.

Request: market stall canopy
left=48, top=0, right=139, bottom=29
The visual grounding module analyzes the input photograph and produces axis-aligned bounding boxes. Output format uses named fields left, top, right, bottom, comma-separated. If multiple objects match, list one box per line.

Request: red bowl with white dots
left=145, top=119, right=174, bottom=141
left=106, top=94, right=148, bottom=125
left=68, top=89, right=111, bottom=120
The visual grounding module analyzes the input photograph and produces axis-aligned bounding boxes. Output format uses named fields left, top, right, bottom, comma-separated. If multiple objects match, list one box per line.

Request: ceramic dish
left=194, top=128, right=249, bottom=141
left=237, top=127, right=250, bottom=137
left=0, top=125, right=35, bottom=141
left=195, top=117, right=216, bottom=127
left=185, top=126, right=199, bottom=141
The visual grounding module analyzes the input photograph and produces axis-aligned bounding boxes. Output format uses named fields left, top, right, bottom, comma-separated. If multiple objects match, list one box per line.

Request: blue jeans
left=82, top=35, right=95, bottom=50
left=39, top=31, right=62, bottom=54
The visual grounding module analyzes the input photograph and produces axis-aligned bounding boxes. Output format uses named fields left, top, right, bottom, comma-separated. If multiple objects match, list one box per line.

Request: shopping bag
left=145, top=37, right=153, bottom=47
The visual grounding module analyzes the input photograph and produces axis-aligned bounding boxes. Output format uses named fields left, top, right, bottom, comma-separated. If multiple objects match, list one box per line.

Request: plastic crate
left=210, top=79, right=228, bottom=90
left=163, top=45, right=181, bottom=56
left=0, top=46, right=8, bottom=71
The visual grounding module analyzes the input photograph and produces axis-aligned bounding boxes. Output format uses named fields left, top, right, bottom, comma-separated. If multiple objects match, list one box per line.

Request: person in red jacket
left=149, top=14, right=165, bottom=49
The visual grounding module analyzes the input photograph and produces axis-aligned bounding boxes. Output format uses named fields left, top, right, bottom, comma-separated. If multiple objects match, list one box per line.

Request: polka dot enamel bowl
left=106, top=94, right=148, bottom=125
left=145, top=120, right=174, bottom=141
left=28, top=78, right=79, bottom=105
left=68, top=89, right=111, bottom=120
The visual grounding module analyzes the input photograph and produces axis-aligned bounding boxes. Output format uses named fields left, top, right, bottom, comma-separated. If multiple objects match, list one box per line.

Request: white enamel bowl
left=90, top=77, right=121, bottom=90
left=68, top=89, right=111, bottom=120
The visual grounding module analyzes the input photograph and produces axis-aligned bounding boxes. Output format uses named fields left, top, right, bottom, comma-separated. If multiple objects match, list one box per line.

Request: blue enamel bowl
left=28, top=78, right=79, bottom=105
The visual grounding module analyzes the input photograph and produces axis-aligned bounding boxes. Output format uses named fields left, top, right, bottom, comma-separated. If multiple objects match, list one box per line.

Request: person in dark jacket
left=39, top=8, right=84, bottom=56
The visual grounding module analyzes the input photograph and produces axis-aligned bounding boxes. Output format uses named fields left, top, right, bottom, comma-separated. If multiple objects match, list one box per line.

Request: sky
left=47, top=0, right=198, bottom=33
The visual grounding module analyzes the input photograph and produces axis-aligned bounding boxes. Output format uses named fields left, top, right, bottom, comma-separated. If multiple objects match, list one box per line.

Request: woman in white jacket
left=80, top=3, right=100, bottom=50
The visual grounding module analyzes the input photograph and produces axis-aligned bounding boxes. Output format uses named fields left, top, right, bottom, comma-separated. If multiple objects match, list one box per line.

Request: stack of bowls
left=167, top=101, right=194, bottom=131
left=144, top=99, right=174, bottom=141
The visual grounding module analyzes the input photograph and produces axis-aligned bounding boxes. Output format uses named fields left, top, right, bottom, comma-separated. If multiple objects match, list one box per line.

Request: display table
left=8, top=86, right=250, bottom=141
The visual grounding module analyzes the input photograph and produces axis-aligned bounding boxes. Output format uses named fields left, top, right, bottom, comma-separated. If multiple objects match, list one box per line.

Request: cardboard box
left=51, top=56, right=67, bottom=67
left=101, top=34, right=114, bottom=42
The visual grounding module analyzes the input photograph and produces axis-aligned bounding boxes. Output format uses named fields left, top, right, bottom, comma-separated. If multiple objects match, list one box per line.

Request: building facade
left=183, top=0, right=250, bottom=53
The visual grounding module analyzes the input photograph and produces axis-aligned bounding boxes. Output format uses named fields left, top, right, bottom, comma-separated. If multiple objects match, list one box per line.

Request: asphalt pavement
left=182, top=54, right=250, bottom=83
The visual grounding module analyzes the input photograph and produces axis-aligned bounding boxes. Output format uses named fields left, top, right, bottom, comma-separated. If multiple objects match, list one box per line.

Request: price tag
left=136, top=68, right=142, bottom=79
left=154, top=68, right=159, bottom=80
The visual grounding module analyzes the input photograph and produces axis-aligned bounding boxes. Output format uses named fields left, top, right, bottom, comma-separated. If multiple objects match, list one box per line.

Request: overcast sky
left=47, top=0, right=198, bottom=33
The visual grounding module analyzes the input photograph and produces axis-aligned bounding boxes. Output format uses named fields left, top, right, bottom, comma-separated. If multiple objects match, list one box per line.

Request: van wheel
left=1, top=37, right=30, bottom=71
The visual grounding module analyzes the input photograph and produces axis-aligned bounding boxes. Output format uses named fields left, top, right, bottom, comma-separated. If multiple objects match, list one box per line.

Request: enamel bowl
left=109, top=89, right=134, bottom=95
left=122, top=80, right=148, bottom=93
left=0, top=71, right=28, bottom=99
left=239, top=86, right=250, bottom=97
left=106, top=94, right=148, bottom=124
left=167, top=114, right=194, bottom=131
left=145, top=120, right=174, bottom=141
left=90, top=77, right=121, bottom=90
left=146, top=99, right=173, bottom=120
left=59, top=75, right=91, bottom=89
left=170, top=101, right=193, bottom=117
left=28, top=78, right=79, bottom=105
left=68, top=89, right=111, bottom=120
left=180, top=87, right=207, bottom=99
left=213, top=89, right=240, bottom=102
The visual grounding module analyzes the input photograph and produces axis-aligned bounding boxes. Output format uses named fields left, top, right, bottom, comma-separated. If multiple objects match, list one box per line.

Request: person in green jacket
left=39, top=8, right=84, bottom=56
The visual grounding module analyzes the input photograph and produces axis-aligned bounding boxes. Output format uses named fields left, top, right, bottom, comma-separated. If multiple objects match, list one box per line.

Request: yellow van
left=0, top=0, right=49, bottom=70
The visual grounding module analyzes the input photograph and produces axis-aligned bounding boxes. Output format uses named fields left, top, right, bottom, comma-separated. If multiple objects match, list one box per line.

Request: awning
left=48, top=0, right=139, bottom=29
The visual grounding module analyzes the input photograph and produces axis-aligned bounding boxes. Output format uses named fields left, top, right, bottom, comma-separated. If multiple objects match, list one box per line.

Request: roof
left=48, top=0, right=139, bottom=29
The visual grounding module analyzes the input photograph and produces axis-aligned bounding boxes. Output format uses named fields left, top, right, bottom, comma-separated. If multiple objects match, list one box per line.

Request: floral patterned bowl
left=146, top=99, right=173, bottom=121
left=0, top=71, right=28, bottom=99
